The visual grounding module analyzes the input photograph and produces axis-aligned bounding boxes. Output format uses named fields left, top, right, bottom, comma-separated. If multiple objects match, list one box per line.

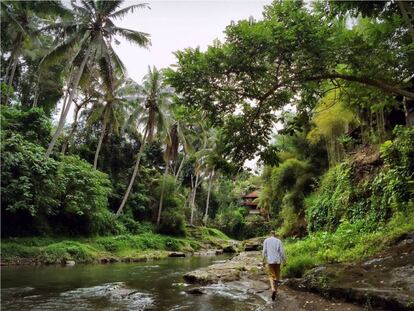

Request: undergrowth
left=1, top=227, right=230, bottom=264
left=282, top=209, right=414, bottom=278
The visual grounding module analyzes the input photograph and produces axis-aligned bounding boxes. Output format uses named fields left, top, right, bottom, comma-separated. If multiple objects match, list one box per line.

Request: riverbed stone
left=222, top=244, right=237, bottom=253
left=169, top=252, right=186, bottom=257
left=243, top=237, right=265, bottom=251
left=65, top=260, right=75, bottom=266
left=185, top=287, right=205, bottom=295
left=184, top=251, right=263, bottom=285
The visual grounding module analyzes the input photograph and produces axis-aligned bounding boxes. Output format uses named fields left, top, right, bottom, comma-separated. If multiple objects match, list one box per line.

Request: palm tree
left=0, top=1, right=69, bottom=104
left=116, top=66, right=172, bottom=216
left=87, top=78, right=139, bottom=169
left=156, top=117, right=193, bottom=225
left=44, top=0, right=150, bottom=157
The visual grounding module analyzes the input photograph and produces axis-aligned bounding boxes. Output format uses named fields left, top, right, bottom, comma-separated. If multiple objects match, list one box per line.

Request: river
left=1, top=255, right=266, bottom=311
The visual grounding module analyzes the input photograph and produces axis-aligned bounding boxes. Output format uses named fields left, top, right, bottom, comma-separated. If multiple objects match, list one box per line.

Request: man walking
left=262, top=230, right=286, bottom=301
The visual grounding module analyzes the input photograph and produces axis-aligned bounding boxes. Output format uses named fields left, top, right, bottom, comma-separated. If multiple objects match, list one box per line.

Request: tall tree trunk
left=93, top=121, right=107, bottom=170
left=203, top=168, right=215, bottom=226
left=46, top=47, right=91, bottom=157
left=174, top=155, right=186, bottom=182
left=116, top=128, right=148, bottom=216
left=190, top=172, right=199, bottom=226
left=61, top=104, right=81, bottom=154
left=397, top=0, right=414, bottom=42
left=157, top=163, right=169, bottom=225
left=4, top=57, right=18, bottom=105
left=4, top=34, right=22, bottom=104
left=32, top=72, right=42, bottom=107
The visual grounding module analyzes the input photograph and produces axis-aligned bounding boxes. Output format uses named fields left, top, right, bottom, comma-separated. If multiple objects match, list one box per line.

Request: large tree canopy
left=166, top=0, right=413, bottom=165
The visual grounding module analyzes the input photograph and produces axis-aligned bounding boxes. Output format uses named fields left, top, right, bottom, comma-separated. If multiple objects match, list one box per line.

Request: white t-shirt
left=263, top=236, right=286, bottom=264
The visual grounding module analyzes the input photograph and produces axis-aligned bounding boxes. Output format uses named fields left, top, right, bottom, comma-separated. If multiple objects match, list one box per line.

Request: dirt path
left=224, top=279, right=370, bottom=311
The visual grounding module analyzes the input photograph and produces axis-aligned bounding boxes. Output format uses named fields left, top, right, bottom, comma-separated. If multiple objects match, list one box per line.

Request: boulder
left=243, top=237, right=265, bottom=251
left=222, top=244, right=237, bottom=253
left=183, top=251, right=263, bottom=285
left=185, top=287, right=205, bottom=295
left=168, top=252, right=186, bottom=258
left=65, top=260, right=75, bottom=266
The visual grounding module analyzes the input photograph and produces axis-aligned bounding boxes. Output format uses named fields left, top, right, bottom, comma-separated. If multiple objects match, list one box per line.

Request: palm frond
left=87, top=102, right=106, bottom=126
left=97, top=0, right=122, bottom=15
left=113, top=27, right=150, bottom=47
left=80, top=0, right=96, bottom=14
left=109, top=3, right=149, bottom=19
left=39, top=21, right=78, bottom=35
left=42, top=32, right=83, bottom=65
left=31, top=1, right=73, bottom=19
left=0, top=2, right=27, bottom=35
left=108, top=45, right=126, bottom=77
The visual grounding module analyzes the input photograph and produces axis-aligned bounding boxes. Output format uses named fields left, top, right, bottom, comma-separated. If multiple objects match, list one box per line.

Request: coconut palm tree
left=0, top=1, right=69, bottom=104
left=44, top=0, right=150, bottom=157
left=156, top=116, right=194, bottom=225
left=87, top=78, right=139, bottom=169
left=116, top=66, right=172, bottom=216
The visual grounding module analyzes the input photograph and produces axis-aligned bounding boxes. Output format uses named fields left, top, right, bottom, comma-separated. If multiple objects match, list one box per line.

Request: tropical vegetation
left=1, top=0, right=413, bottom=276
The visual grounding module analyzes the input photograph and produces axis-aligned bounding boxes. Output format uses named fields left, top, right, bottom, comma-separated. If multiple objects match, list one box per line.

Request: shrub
left=306, top=126, right=414, bottom=232
left=1, top=133, right=60, bottom=236
left=305, top=163, right=352, bottom=232
left=0, top=106, right=51, bottom=146
left=158, top=209, right=186, bottom=236
left=282, top=255, right=317, bottom=278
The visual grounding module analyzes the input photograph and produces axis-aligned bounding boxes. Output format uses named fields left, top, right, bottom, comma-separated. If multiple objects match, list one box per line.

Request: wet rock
left=222, top=244, right=237, bottom=253
left=185, top=287, right=205, bottom=295
left=193, top=250, right=219, bottom=256
left=362, top=256, right=392, bottom=266
left=184, top=251, right=263, bottom=285
left=65, top=260, right=75, bottom=266
left=169, top=252, right=186, bottom=258
left=215, top=249, right=224, bottom=255
left=243, top=237, right=264, bottom=251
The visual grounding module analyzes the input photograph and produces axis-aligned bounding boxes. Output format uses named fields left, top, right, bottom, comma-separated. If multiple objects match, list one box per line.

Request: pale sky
left=112, top=0, right=271, bottom=83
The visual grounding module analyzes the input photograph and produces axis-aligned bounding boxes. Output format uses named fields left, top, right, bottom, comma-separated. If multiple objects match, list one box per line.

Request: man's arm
left=279, top=241, right=287, bottom=264
left=262, top=240, right=267, bottom=264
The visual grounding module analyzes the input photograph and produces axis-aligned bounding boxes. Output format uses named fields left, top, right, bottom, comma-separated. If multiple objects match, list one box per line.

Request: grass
left=1, top=227, right=230, bottom=265
left=282, top=211, right=414, bottom=278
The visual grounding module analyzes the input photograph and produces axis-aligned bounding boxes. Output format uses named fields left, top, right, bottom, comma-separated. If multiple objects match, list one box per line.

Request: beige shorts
left=267, top=263, right=281, bottom=280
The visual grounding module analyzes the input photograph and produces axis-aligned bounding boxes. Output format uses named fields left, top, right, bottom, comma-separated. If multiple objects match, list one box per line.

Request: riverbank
left=183, top=213, right=414, bottom=310
left=183, top=251, right=368, bottom=311
left=1, top=227, right=238, bottom=265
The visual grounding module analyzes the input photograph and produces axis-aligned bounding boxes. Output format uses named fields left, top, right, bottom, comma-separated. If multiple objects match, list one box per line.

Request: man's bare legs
left=269, top=277, right=275, bottom=292
left=269, top=277, right=277, bottom=300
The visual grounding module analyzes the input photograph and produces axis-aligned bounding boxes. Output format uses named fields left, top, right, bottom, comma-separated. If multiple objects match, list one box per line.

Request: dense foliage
left=1, top=0, right=413, bottom=255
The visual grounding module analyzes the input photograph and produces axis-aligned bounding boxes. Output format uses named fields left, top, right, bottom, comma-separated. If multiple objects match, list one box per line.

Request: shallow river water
left=1, top=255, right=266, bottom=311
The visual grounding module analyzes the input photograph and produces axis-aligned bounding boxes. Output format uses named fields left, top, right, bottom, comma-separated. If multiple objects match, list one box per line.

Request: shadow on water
left=1, top=255, right=266, bottom=311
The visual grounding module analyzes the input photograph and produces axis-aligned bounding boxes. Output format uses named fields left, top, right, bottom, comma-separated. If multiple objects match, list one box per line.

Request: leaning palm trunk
left=4, top=56, right=18, bottom=105
left=174, top=155, right=186, bottom=182
left=46, top=47, right=91, bottom=157
left=204, top=168, right=215, bottom=225
left=156, top=163, right=169, bottom=225
left=116, top=128, right=148, bottom=216
left=397, top=1, right=414, bottom=42
left=93, top=121, right=107, bottom=170
left=4, top=34, right=22, bottom=104
left=61, top=98, right=84, bottom=154
left=190, top=173, right=199, bottom=226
